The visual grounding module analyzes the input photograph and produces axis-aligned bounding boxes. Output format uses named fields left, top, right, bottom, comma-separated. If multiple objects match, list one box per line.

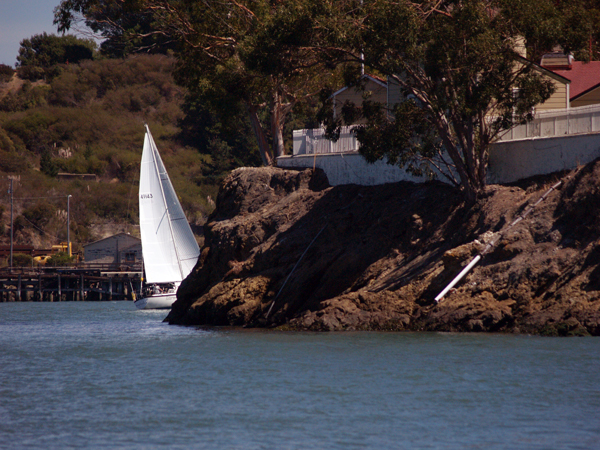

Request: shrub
left=0, top=151, right=30, bottom=173
left=11, top=253, right=33, bottom=267
left=0, top=64, right=15, bottom=83
left=23, top=202, right=55, bottom=229
left=40, top=150, right=59, bottom=176
left=16, top=65, right=45, bottom=82
left=0, top=84, right=50, bottom=113
left=45, top=252, right=74, bottom=266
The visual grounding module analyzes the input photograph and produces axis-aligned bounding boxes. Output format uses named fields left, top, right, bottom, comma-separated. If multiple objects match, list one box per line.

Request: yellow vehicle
left=33, top=243, right=75, bottom=265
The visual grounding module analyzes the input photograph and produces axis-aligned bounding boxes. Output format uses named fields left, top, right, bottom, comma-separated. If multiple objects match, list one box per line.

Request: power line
left=13, top=196, right=70, bottom=201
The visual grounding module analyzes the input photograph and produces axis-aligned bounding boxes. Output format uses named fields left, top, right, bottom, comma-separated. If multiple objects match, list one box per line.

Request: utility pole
left=9, top=179, right=13, bottom=270
left=67, top=194, right=72, bottom=257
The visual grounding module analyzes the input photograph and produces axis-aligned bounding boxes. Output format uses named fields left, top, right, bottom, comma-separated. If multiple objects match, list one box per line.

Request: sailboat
left=134, top=125, right=200, bottom=310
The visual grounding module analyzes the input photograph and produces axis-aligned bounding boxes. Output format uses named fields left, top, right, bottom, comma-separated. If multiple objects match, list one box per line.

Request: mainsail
left=139, top=125, right=200, bottom=284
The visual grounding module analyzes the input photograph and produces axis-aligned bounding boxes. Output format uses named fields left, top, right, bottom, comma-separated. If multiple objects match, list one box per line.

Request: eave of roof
left=516, top=55, right=571, bottom=84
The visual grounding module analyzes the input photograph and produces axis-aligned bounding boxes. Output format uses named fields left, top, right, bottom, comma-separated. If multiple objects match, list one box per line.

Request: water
left=0, top=302, right=599, bottom=450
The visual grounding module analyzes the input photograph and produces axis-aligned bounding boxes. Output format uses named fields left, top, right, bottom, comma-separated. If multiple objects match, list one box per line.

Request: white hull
left=134, top=293, right=176, bottom=310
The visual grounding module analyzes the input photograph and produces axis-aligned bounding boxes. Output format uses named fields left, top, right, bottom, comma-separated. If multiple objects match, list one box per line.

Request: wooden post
left=57, top=274, right=61, bottom=301
left=80, top=274, right=84, bottom=301
left=109, top=277, right=113, bottom=300
left=38, top=275, right=42, bottom=302
left=17, top=274, right=21, bottom=301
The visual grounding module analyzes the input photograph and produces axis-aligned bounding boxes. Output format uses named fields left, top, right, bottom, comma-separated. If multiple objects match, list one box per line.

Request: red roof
left=551, top=61, right=600, bottom=100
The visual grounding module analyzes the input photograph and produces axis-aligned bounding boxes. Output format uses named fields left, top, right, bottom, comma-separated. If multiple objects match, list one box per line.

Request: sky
left=0, top=0, right=66, bottom=67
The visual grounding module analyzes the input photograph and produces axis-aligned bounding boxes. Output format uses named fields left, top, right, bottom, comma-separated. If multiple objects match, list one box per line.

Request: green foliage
left=0, top=127, right=16, bottom=153
left=55, top=1, right=338, bottom=166
left=0, top=64, right=15, bottom=83
left=317, top=0, right=577, bottom=201
left=13, top=215, right=27, bottom=233
left=23, top=202, right=56, bottom=229
left=0, top=52, right=220, bottom=253
left=45, top=252, right=74, bottom=267
left=0, top=150, right=31, bottom=173
left=40, top=150, right=59, bottom=177
left=16, top=33, right=96, bottom=81
left=0, top=83, right=50, bottom=112
left=11, top=253, right=33, bottom=267
left=55, top=0, right=175, bottom=58
left=3, top=110, right=57, bottom=152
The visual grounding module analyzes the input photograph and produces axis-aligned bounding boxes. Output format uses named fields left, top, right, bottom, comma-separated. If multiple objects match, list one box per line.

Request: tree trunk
left=270, top=90, right=294, bottom=159
left=246, top=103, right=273, bottom=166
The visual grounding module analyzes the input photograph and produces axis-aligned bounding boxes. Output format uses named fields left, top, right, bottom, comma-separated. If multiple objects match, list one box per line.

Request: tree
left=54, top=0, right=174, bottom=57
left=40, top=150, right=59, bottom=177
left=55, top=0, right=339, bottom=166
left=16, top=33, right=96, bottom=80
left=318, top=0, right=595, bottom=202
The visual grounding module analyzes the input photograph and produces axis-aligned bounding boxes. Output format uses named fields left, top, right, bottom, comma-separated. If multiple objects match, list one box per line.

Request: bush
left=40, top=150, right=59, bottom=176
left=0, top=64, right=15, bottom=83
left=11, top=253, right=33, bottom=267
left=45, top=252, right=74, bottom=266
left=23, top=202, right=55, bottom=229
left=0, top=84, right=50, bottom=112
left=0, top=151, right=30, bottom=173
left=16, top=65, right=46, bottom=82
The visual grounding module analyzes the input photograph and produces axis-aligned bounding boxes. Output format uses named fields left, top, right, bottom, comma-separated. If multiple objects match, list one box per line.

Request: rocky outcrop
left=166, top=162, right=600, bottom=335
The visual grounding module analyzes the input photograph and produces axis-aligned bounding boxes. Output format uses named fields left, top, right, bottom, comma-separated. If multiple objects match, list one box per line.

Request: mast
left=9, top=179, right=13, bottom=270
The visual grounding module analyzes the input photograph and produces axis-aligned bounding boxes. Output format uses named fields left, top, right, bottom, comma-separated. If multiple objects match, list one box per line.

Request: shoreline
left=163, top=163, right=599, bottom=336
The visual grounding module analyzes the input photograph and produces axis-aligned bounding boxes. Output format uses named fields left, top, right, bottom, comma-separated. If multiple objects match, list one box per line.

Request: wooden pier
left=0, top=266, right=143, bottom=302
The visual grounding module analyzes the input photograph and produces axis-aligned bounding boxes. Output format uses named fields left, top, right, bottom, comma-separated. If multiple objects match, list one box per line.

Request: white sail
left=138, top=125, right=200, bottom=284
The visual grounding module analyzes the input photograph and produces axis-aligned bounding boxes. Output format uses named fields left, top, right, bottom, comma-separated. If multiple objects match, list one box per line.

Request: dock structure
left=0, top=265, right=143, bottom=302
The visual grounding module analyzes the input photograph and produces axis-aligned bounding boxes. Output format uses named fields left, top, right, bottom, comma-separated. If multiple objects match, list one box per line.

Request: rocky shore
left=166, top=161, right=600, bottom=336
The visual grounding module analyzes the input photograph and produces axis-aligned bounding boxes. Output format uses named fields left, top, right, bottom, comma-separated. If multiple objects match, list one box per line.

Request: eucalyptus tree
left=54, top=0, right=170, bottom=57
left=318, top=0, right=594, bottom=202
left=55, top=0, right=337, bottom=166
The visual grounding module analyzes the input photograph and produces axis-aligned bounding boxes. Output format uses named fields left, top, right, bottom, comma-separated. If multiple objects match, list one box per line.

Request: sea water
left=0, top=302, right=598, bottom=450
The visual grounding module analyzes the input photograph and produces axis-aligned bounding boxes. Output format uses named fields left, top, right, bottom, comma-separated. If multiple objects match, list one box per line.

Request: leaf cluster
left=16, top=33, right=97, bottom=81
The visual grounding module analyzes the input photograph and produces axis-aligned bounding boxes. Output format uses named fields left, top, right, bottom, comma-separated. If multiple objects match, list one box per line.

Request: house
left=83, top=232, right=142, bottom=267
left=545, top=57, right=600, bottom=108
left=331, top=74, right=388, bottom=124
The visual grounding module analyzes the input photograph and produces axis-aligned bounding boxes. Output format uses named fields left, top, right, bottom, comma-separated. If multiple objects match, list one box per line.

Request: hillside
left=0, top=55, right=218, bottom=258
left=166, top=161, right=600, bottom=336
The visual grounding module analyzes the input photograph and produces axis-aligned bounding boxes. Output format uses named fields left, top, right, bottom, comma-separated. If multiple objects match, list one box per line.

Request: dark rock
left=166, top=162, right=600, bottom=336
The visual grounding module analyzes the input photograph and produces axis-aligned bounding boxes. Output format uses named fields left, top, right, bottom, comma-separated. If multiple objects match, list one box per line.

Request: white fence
left=293, top=105, right=600, bottom=155
left=498, top=104, right=600, bottom=141
left=293, top=126, right=359, bottom=155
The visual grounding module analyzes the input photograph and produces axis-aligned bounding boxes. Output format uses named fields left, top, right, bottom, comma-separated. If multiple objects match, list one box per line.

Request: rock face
left=166, top=162, right=600, bottom=336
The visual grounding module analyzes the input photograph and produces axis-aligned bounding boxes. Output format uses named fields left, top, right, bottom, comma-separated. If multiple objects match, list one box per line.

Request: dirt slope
left=166, top=161, right=600, bottom=336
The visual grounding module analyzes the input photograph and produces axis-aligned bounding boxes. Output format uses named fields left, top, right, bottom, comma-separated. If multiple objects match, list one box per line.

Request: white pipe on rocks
left=434, top=179, right=564, bottom=303
left=435, top=255, right=481, bottom=303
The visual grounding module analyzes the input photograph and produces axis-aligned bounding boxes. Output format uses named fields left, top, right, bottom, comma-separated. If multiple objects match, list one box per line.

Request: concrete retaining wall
left=277, top=152, right=426, bottom=186
left=487, top=132, right=600, bottom=184
left=277, top=133, right=600, bottom=186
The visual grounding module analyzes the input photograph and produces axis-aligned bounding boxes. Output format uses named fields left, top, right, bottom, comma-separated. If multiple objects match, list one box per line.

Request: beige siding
left=537, top=79, right=568, bottom=111
left=334, top=79, right=387, bottom=124
left=571, top=87, right=600, bottom=108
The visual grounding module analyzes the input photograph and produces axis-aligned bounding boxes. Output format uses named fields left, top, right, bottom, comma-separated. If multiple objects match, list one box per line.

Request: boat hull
left=134, top=293, right=176, bottom=310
